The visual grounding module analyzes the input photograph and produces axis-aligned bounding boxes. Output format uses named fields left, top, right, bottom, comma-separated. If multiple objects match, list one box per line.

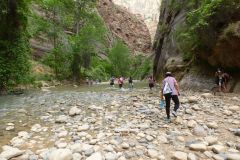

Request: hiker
left=148, top=76, right=155, bottom=90
left=110, top=76, right=115, bottom=87
left=128, top=76, right=133, bottom=90
left=160, top=72, right=180, bottom=122
left=118, top=76, right=124, bottom=89
left=222, top=72, right=230, bottom=91
left=215, top=68, right=225, bottom=92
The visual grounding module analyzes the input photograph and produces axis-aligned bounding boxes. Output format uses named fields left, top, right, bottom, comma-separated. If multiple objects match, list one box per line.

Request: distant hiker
left=160, top=72, right=180, bottom=122
left=215, top=68, right=226, bottom=92
left=128, top=76, right=133, bottom=90
left=222, top=72, right=230, bottom=91
left=110, top=76, right=115, bottom=87
left=118, top=76, right=124, bottom=89
left=148, top=76, right=155, bottom=90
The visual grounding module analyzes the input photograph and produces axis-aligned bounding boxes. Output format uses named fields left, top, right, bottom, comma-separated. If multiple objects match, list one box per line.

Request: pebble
left=172, top=151, right=187, bottom=160
left=189, top=143, right=207, bottom=152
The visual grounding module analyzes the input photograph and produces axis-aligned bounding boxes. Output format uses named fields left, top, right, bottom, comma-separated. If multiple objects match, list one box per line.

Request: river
left=0, top=81, right=153, bottom=147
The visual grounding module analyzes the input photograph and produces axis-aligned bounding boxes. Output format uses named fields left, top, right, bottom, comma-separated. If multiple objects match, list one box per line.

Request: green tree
left=108, top=41, right=131, bottom=76
left=0, top=0, right=31, bottom=93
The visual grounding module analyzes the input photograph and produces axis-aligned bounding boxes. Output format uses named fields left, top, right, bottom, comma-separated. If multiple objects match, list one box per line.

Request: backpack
left=163, top=80, right=172, bottom=95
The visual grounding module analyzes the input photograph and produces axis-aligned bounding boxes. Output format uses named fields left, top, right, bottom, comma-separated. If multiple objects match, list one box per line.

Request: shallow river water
left=0, top=82, right=152, bottom=147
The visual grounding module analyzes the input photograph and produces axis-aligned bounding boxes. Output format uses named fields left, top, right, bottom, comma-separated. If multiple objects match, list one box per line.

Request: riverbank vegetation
left=176, top=0, right=240, bottom=65
left=0, top=0, right=152, bottom=93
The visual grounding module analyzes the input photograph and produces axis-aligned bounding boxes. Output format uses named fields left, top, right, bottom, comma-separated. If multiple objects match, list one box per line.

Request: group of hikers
left=108, top=68, right=230, bottom=123
left=109, top=76, right=133, bottom=89
left=109, top=75, right=156, bottom=90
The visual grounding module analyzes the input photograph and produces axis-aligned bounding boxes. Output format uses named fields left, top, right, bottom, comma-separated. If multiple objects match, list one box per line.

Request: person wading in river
left=160, top=72, right=180, bottom=122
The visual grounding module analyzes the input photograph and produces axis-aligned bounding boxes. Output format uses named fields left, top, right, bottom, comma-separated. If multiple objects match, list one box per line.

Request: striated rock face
left=97, top=0, right=152, bottom=54
left=153, top=0, right=186, bottom=79
left=153, top=0, right=240, bottom=91
left=112, top=0, right=161, bottom=41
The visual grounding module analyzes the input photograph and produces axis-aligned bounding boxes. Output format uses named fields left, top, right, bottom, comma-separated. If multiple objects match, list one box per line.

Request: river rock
left=193, top=125, right=207, bottom=137
left=70, top=143, right=82, bottom=153
left=31, top=124, right=42, bottom=132
left=18, top=131, right=30, bottom=139
left=0, top=146, right=25, bottom=159
left=188, top=96, right=198, bottom=103
left=225, top=153, right=240, bottom=160
left=172, top=151, right=187, bottom=160
left=105, top=152, right=117, bottom=160
left=188, top=153, right=197, bottom=160
left=72, top=153, right=82, bottom=160
left=55, top=115, right=68, bottom=123
left=77, top=124, right=90, bottom=131
left=187, top=120, right=197, bottom=128
left=69, top=107, right=81, bottom=116
left=10, top=137, right=25, bottom=147
left=212, top=145, right=225, bottom=154
left=201, top=93, right=212, bottom=98
left=86, top=152, right=103, bottom=160
left=121, top=142, right=130, bottom=149
left=48, top=149, right=73, bottom=160
left=234, top=129, right=240, bottom=136
left=205, top=136, right=218, bottom=145
left=5, top=126, right=14, bottom=131
left=189, top=143, right=207, bottom=152
left=229, top=106, right=240, bottom=112
left=147, top=149, right=158, bottom=158
left=207, top=122, right=218, bottom=129
left=146, top=135, right=154, bottom=142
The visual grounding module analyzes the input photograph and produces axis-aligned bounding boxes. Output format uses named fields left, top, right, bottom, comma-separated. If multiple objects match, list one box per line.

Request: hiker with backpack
left=160, top=72, right=180, bottom=122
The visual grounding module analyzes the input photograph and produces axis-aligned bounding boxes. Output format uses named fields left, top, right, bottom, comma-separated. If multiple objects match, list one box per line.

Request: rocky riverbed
left=0, top=87, right=240, bottom=160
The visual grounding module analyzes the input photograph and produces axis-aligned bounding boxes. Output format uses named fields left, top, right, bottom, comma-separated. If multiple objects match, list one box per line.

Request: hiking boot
left=172, top=111, right=177, bottom=117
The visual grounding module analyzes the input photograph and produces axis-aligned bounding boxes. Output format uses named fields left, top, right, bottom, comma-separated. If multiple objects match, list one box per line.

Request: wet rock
left=18, top=131, right=30, bottom=139
left=31, top=124, right=42, bottom=132
left=189, top=143, right=207, bottom=152
left=69, top=107, right=81, bottom=116
left=5, top=126, right=14, bottom=131
left=55, top=115, right=68, bottom=123
left=10, top=137, right=25, bottom=147
left=48, top=149, right=73, bottom=160
left=172, top=151, right=187, bottom=160
left=0, top=146, right=25, bottom=159
left=86, top=152, right=103, bottom=160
